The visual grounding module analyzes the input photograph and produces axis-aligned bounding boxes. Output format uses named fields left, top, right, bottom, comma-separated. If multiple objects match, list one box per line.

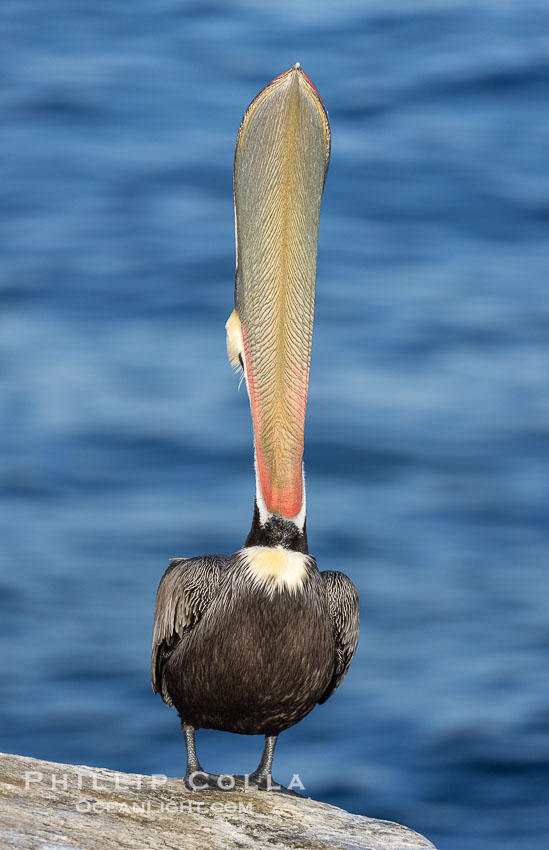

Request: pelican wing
left=319, top=571, right=360, bottom=704
left=151, top=556, right=223, bottom=705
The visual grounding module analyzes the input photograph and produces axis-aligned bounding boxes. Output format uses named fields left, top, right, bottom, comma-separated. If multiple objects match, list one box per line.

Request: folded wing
left=319, top=571, right=360, bottom=704
left=151, top=556, right=223, bottom=705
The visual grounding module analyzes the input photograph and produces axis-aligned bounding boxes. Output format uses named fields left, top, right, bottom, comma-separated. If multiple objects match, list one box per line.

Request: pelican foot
left=184, top=771, right=231, bottom=792
left=246, top=772, right=303, bottom=796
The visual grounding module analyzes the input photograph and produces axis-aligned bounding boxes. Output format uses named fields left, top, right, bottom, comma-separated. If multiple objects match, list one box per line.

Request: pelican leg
left=247, top=735, right=285, bottom=792
left=183, top=727, right=223, bottom=791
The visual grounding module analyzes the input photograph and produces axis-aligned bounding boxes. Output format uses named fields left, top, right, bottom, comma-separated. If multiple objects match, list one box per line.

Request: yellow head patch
left=225, top=309, right=244, bottom=373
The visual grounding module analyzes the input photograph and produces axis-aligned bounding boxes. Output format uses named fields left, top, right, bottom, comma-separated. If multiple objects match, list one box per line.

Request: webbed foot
left=245, top=772, right=303, bottom=796
left=184, top=770, right=232, bottom=791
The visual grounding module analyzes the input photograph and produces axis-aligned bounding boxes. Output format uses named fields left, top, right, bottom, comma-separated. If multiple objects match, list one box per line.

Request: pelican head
left=226, top=64, right=330, bottom=540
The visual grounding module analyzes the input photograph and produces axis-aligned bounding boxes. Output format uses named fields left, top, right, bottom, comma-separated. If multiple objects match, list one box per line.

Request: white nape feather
left=240, top=546, right=310, bottom=596
left=253, top=448, right=270, bottom=526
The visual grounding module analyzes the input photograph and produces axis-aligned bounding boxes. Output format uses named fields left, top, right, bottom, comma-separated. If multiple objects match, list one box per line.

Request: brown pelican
left=151, top=63, right=359, bottom=792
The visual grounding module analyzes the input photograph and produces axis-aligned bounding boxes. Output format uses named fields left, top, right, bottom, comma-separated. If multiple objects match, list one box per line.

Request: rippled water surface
left=1, top=2, right=548, bottom=848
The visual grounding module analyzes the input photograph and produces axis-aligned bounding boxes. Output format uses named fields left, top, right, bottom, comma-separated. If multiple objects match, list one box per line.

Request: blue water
left=1, top=2, right=548, bottom=847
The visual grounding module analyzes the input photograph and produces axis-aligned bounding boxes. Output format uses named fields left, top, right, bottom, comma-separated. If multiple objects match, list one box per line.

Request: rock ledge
left=0, top=752, right=436, bottom=849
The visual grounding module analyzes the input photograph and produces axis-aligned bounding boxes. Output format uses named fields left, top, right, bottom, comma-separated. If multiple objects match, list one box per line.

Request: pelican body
left=151, top=64, right=359, bottom=791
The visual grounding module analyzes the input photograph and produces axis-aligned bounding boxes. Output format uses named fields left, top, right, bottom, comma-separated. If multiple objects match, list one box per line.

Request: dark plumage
left=151, top=544, right=359, bottom=735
